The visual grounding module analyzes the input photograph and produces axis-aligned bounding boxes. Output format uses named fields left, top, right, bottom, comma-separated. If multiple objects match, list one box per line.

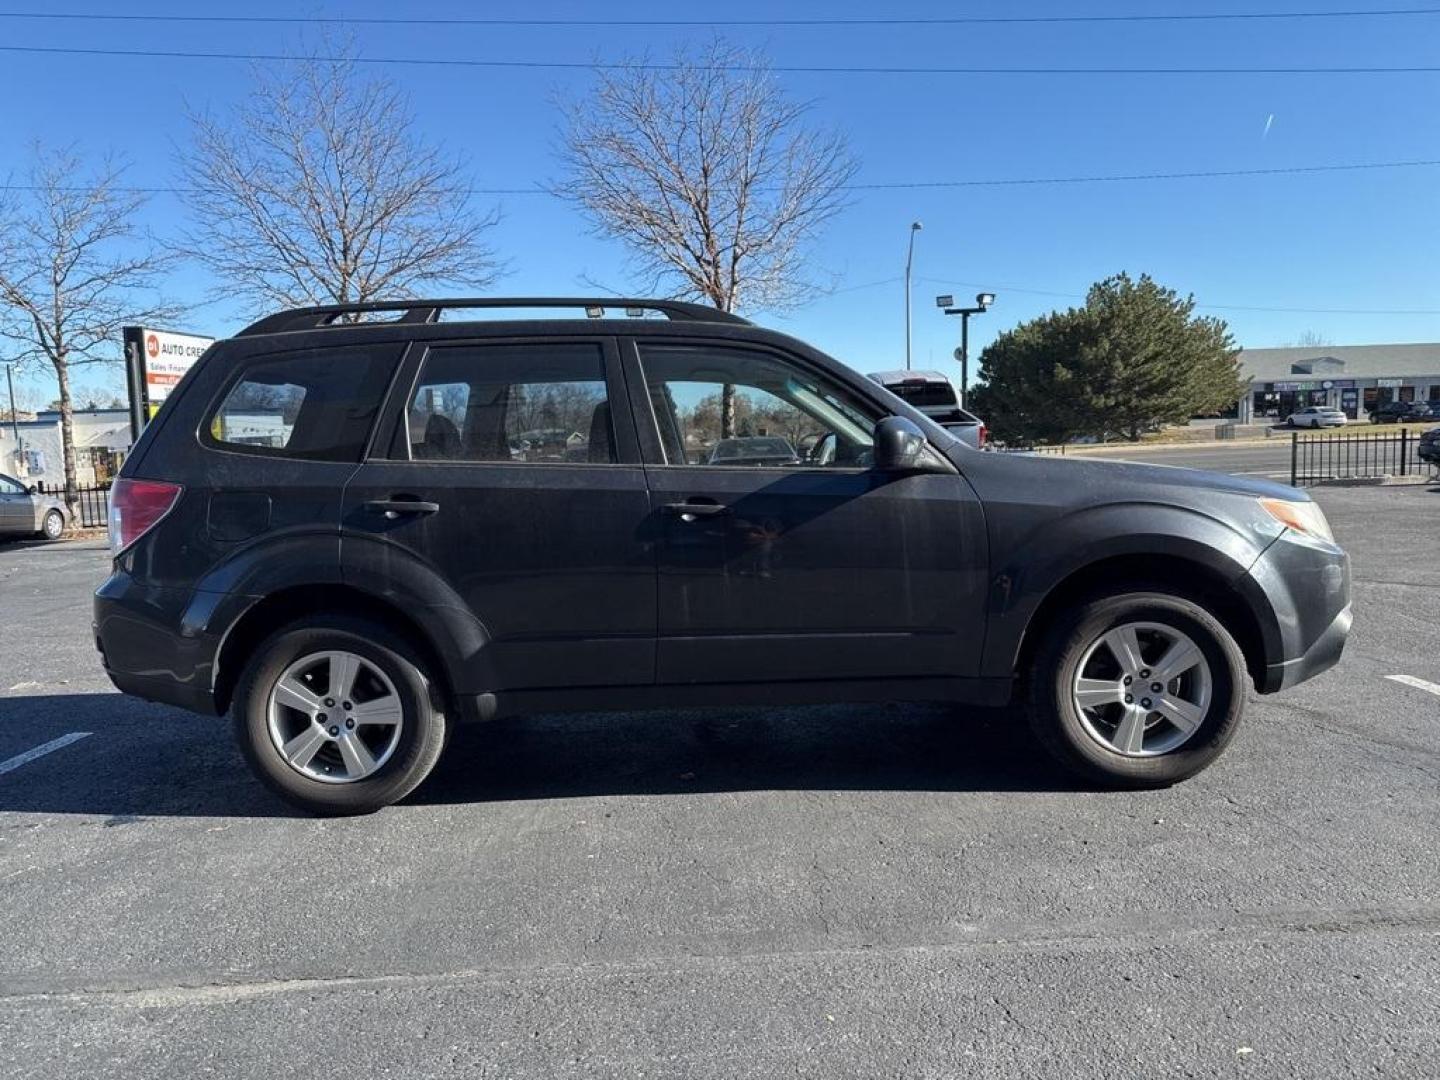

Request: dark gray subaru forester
left=95, top=298, right=1352, bottom=815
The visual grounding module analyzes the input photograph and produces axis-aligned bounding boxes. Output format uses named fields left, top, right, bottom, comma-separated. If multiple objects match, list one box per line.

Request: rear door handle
left=663, top=501, right=730, bottom=521
left=365, top=499, right=440, bottom=519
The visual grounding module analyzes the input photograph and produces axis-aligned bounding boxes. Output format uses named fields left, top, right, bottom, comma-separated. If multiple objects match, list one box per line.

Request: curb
left=1064, top=438, right=1279, bottom=456
left=1306, top=474, right=1435, bottom=488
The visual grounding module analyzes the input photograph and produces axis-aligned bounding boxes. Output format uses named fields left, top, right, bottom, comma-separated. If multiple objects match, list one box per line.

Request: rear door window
left=885, top=381, right=958, bottom=411
left=399, top=343, right=616, bottom=464
left=206, top=344, right=400, bottom=461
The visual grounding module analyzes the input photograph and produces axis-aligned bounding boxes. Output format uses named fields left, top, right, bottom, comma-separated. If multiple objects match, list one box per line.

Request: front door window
left=637, top=344, right=879, bottom=469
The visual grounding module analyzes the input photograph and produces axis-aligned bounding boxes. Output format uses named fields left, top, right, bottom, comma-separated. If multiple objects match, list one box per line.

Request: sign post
left=122, top=327, right=215, bottom=440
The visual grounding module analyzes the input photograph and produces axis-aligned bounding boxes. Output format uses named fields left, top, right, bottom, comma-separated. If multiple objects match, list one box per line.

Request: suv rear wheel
left=1028, top=590, right=1246, bottom=788
left=233, top=616, right=448, bottom=815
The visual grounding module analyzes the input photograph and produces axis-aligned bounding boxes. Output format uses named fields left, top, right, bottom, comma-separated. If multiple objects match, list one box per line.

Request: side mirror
left=26, top=485, right=37, bottom=495
left=873, top=416, right=931, bottom=471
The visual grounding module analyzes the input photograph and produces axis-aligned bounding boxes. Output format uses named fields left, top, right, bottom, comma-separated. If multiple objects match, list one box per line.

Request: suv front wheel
left=233, top=616, right=448, bottom=815
left=1028, top=590, right=1247, bottom=788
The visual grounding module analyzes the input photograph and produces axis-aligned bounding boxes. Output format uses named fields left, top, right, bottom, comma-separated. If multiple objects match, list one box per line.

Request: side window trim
left=623, top=337, right=882, bottom=471
left=371, top=335, right=641, bottom=467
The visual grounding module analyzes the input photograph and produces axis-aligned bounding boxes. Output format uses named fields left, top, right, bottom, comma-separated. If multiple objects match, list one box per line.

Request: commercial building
left=0, top=407, right=131, bottom=488
left=1235, top=343, right=1440, bottom=423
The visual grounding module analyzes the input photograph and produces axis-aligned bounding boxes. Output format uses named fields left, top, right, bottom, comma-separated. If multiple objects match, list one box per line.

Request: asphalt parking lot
left=1, top=483, right=1437, bottom=1079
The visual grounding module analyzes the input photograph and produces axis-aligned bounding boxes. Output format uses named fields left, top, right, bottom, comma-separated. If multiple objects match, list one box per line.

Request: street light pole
left=940, top=292, right=996, bottom=407
left=904, top=221, right=922, bottom=370
left=961, top=316, right=970, bottom=401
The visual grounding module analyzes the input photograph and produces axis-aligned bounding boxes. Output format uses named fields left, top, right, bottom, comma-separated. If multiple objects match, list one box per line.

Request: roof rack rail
left=236, top=297, right=750, bottom=337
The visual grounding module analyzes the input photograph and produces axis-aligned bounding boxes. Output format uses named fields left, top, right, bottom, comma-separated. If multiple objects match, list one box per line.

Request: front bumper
left=1260, top=603, right=1352, bottom=693
left=1245, top=532, right=1352, bottom=694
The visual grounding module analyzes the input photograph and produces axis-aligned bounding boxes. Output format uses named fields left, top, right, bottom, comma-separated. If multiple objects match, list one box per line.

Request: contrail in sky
left=1263, top=113, right=1276, bottom=139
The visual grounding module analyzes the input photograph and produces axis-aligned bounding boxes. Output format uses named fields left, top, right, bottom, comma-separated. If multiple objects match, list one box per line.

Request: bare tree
left=179, top=43, right=501, bottom=313
left=2, top=374, right=40, bottom=423
left=555, top=40, right=857, bottom=434
left=0, top=145, right=177, bottom=511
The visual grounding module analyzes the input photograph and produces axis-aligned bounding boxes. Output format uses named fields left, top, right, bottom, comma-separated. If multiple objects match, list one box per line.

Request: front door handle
left=663, top=501, right=730, bottom=522
left=365, top=499, right=441, bottom=520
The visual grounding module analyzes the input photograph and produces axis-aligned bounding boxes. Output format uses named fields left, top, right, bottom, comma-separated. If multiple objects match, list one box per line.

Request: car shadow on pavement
left=0, top=694, right=1077, bottom=818
left=416, top=702, right=1078, bottom=807
left=0, top=692, right=291, bottom=820
left=0, top=538, right=109, bottom=554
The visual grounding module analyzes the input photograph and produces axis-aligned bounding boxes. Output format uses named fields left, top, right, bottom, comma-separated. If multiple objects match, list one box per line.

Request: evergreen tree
left=970, top=274, right=1246, bottom=444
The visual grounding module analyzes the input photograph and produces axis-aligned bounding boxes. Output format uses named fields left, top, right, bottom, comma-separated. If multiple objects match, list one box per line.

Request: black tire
left=1027, top=590, right=1247, bottom=789
left=232, top=615, right=448, bottom=815
left=40, top=509, right=65, bottom=541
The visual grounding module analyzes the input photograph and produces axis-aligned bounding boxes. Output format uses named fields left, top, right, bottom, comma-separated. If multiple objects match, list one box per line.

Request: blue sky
left=2, top=0, right=1438, bottom=404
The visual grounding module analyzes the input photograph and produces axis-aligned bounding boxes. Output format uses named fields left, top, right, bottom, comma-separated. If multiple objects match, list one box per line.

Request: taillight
left=108, top=478, right=183, bottom=557
left=977, top=423, right=987, bottom=448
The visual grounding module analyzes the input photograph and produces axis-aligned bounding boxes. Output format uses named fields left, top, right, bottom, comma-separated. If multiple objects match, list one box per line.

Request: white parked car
left=1286, top=406, right=1347, bottom=429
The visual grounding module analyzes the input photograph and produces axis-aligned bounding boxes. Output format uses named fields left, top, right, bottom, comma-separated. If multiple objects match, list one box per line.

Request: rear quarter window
left=884, top=381, right=958, bottom=410
left=204, top=344, right=400, bottom=461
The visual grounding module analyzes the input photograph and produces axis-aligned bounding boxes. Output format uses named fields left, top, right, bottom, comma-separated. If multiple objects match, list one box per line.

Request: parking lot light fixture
left=941, top=291, right=997, bottom=405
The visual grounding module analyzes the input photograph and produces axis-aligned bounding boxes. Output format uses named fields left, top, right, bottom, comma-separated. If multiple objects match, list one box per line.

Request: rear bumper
left=94, top=572, right=222, bottom=716
left=99, top=662, right=221, bottom=716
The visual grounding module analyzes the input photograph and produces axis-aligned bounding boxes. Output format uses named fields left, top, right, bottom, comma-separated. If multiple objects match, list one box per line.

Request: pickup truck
left=867, top=369, right=985, bottom=448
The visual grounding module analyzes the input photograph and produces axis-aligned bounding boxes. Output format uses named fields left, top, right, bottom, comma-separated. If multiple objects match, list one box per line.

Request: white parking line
left=0, top=732, right=92, bottom=777
left=1385, top=674, right=1440, bottom=698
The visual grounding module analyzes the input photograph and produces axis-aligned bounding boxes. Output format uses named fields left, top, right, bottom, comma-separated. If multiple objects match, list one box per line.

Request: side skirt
left=459, top=676, right=1015, bottom=723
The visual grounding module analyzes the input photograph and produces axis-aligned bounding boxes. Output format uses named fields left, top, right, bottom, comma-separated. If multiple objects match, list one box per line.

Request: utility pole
left=5, top=363, right=20, bottom=449
left=940, top=292, right=996, bottom=406
left=904, top=221, right=922, bottom=369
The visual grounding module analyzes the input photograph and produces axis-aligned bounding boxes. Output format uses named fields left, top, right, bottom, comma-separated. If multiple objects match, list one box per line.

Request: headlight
left=1258, top=497, right=1334, bottom=543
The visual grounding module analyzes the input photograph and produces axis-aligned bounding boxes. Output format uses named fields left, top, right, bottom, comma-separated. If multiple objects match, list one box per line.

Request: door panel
left=626, top=341, right=988, bottom=685
left=0, top=475, right=30, bottom=533
left=341, top=338, right=656, bottom=693
left=645, top=466, right=985, bottom=683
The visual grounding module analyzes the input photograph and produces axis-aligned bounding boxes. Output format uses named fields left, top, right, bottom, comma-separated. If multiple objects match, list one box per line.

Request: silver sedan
left=0, top=472, right=68, bottom=540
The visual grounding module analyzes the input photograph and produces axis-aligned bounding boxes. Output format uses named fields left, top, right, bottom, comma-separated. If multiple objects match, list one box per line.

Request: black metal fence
left=1290, top=429, right=1429, bottom=486
left=33, top=481, right=112, bottom=528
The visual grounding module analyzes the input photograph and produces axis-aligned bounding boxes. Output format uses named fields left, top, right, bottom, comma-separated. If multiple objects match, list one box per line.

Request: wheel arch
left=212, top=584, right=459, bottom=718
left=1009, top=553, right=1275, bottom=696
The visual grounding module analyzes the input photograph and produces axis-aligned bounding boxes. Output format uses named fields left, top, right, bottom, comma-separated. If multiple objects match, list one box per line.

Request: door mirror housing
left=26, top=485, right=37, bottom=495
left=873, top=416, right=933, bottom=471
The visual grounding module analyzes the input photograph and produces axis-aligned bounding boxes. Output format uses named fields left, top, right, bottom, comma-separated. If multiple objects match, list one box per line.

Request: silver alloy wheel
left=42, top=510, right=63, bottom=539
left=266, top=650, right=404, bottom=783
left=1071, top=621, right=1213, bottom=758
